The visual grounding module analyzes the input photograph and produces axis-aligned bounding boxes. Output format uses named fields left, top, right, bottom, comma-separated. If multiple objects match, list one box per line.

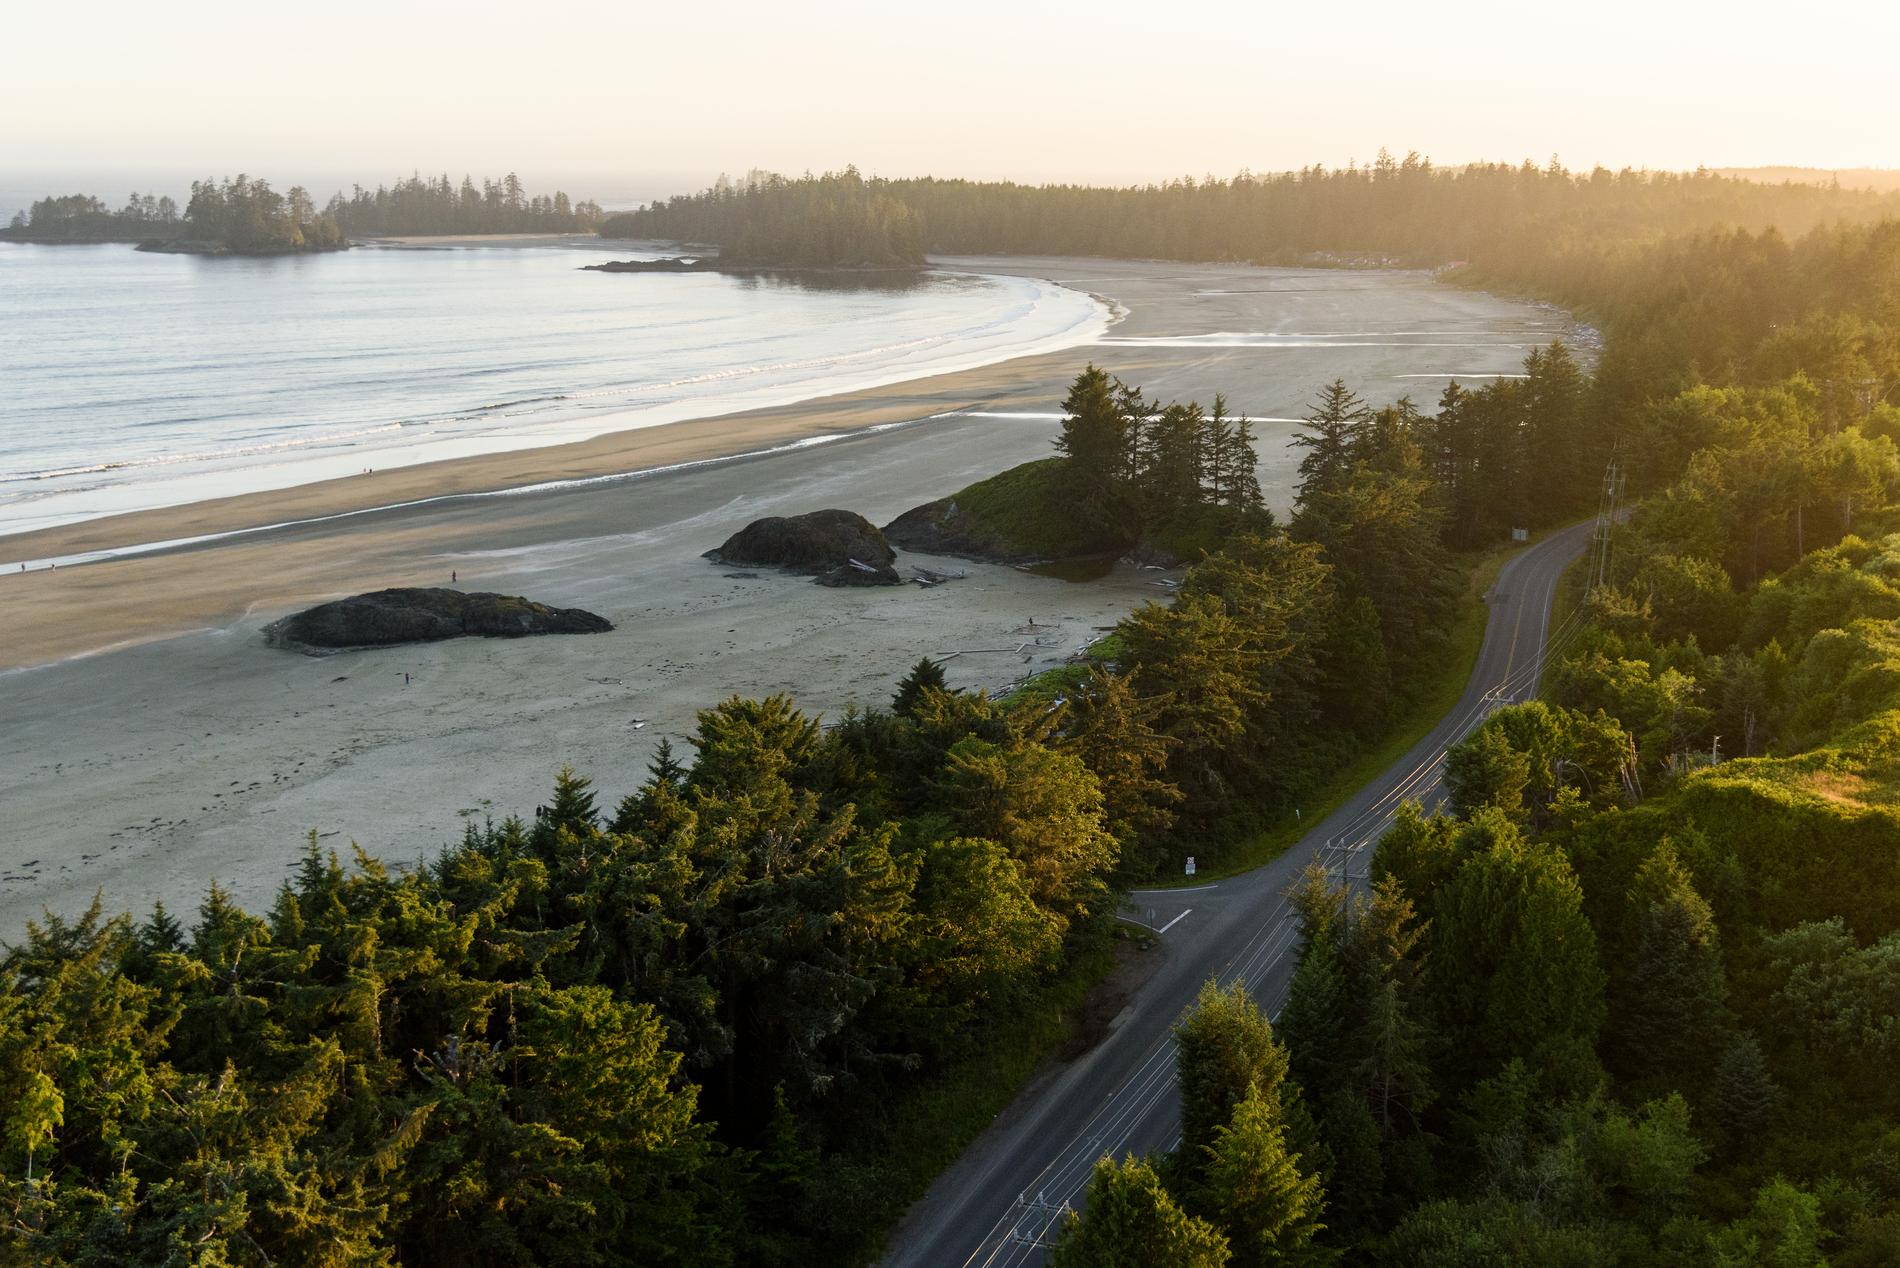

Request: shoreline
left=0, top=258, right=1106, bottom=544
left=0, top=259, right=1572, bottom=934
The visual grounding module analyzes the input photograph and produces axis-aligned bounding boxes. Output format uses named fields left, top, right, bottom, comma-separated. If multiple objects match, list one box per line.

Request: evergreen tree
left=1444, top=726, right=1532, bottom=820
left=1225, top=411, right=1267, bottom=512
left=892, top=656, right=950, bottom=717
left=1426, top=815, right=1606, bottom=1089
left=1521, top=342, right=1588, bottom=518
left=1291, top=380, right=1371, bottom=500
left=537, top=764, right=599, bottom=837
left=1711, top=1033, right=1778, bottom=1146
left=1612, top=844, right=1727, bottom=1083
left=1056, top=364, right=1136, bottom=524
left=1049, top=1155, right=1231, bottom=1267
left=1061, top=666, right=1182, bottom=879
left=1174, top=981, right=1289, bottom=1197
left=1203, top=1087, right=1327, bottom=1266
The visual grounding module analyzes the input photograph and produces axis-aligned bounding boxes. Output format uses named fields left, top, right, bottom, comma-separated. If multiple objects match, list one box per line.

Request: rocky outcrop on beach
left=583, top=256, right=721, bottom=273
left=264, top=588, right=612, bottom=653
left=137, top=238, right=351, bottom=257
left=706, top=509, right=902, bottom=585
left=882, top=498, right=1024, bottom=565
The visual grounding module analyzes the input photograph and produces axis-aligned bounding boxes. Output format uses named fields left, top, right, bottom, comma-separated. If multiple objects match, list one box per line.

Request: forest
left=3, top=193, right=181, bottom=243
left=6, top=175, right=1900, bottom=1264
left=1047, top=219, right=1900, bottom=1263
left=601, top=168, right=925, bottom=268
left=605, top=156, right=1900, bottom=273
left=320, top=173, right=603, bottom=237
left=3, top=173, right=599, bottom=249
left=0, top=351, right=1505, bottom=1262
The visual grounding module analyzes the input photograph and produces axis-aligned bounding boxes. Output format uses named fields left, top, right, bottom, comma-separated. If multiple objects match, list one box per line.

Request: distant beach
left=0, top=240, right=1106, bottom=537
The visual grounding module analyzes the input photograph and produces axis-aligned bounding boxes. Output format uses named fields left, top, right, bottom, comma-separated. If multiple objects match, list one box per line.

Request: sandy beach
left=0, top=257, right=1574, bottom=936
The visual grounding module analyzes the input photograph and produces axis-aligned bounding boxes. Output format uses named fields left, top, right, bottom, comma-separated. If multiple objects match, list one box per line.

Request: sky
left=3, top=0, right=1897, bottom=207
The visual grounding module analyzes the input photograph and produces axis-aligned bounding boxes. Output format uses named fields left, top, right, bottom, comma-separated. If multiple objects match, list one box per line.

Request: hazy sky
left=4, top=0, right=1896, bottom=202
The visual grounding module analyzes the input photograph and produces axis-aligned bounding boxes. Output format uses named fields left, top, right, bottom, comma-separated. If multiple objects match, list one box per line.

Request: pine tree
left=1226, top=413, right=1266, bottom=512
left=1614, top=844, right=1727, bottom=1082
left=892, top=656, right=950, bottom=717
left=1521, top=342, right=1588, bottom=519
left=1061, top=666, right=1181, bottom=879
left=1291, top=379, right=1371, bottom=501
left=1175, top=981, right=1289, bottom=1195
left=1426, top=819, right=1606, bottom=1088
left=1202, top=393, right=1238, bottom=505
left=1203, top=1087, right=1326, bottom=1267
left=1055, top=364, right=1134, bottom=526
left=1279, top=927, right=1353, bottom=1101
left=537, top=765, right=598, bottom=837
left=1141, top=402, right=1210, bottom=521
left=1050, top=1155, right=1231, bottom=1268
left=1444, top=726, right=1531, bottom=820
left=1711, top=1033, right=1777, bottom=1145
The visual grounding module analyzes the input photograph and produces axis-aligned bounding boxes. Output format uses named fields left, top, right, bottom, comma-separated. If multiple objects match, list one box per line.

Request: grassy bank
left=851, top=925, right=1130, bottom=1261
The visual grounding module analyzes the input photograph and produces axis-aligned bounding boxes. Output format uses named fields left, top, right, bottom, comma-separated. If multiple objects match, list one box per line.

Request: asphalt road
left=882, top=519, right=1597, bottom=1267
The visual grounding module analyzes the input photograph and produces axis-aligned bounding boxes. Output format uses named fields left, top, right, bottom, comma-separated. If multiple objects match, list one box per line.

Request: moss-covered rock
left=883, top=459, right=1134, bottom=565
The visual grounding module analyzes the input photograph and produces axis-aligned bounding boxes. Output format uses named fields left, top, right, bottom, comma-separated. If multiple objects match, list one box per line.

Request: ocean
left=0, top=240, right=1106, bottom=536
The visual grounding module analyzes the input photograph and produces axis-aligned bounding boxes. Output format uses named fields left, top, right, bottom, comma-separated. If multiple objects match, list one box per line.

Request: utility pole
left=1007, top=1192, right=1072, bottom=1248
left=1589, top=457, right=1622, bottom=590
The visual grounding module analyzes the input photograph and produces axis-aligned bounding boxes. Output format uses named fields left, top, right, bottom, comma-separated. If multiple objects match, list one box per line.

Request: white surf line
left=1100, top=336, right=1531, bottom=349
left=949, top=411, right=1306, bottom=424
left=2, top=411, right=977, bottom=572
left=1392, top=372, right=1529, bottom=379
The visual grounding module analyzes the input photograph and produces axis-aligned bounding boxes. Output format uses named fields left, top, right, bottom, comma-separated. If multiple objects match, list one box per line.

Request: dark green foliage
left=1609, top=845, right=1727, bottom=1085
left=1203, top=1086, right=1328, bottom=1266
left=324, top=171, right=601, bottom=235
left=1711, top=1033, right=1778, bottom=1146
left=891, top=657, right=950, bottom=717
left=602, top=159, right=1900, bottom=280
left=1292, top=380, right=1372, bottom=499
left=0, top=678, right=1140, bottom=1265
left=1173, top=981, right=1289, bottom=1197
left=604, top=167, right=922, bottom=268
left=1423, top=813, right=1607, bottom=1090
left=1050, top=1155, right=1231, bottom=1267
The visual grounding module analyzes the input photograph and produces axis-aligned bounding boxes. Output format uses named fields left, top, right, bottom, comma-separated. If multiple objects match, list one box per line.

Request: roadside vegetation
left=1053, top=218, right=1900, bottom=1264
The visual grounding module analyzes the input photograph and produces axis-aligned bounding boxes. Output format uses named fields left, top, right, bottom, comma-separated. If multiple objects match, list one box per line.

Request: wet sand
left=0, top=258, right=1575, bottom=935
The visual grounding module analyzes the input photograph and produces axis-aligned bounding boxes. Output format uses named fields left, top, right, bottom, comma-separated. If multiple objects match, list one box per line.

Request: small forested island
left=135, top=176, right=350, bottom=255
left=2, top=171, right=600, bottom=252
left=597, top=166, right=926, bottom=269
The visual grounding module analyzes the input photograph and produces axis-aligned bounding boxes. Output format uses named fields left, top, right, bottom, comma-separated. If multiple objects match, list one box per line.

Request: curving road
left=883, top=519, right=1596, bottom=1267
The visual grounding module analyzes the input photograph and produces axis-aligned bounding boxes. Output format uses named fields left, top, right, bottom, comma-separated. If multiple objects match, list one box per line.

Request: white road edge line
left=1155, top=909, right=1192, bottom=935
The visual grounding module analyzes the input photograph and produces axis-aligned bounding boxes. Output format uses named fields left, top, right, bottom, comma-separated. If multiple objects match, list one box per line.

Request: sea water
left=0, top=241, right=1106, bottom=535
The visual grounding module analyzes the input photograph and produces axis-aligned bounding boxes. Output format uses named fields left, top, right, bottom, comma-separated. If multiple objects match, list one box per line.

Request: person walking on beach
left=403, top=672, right=411, bottom=686
left=451, top=570, right=457, bottom=584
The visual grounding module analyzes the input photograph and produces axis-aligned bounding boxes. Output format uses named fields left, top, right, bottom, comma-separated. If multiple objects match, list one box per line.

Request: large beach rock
left=883, top=498, right=1018, bottom=564
left=264, top=588, right=612, bottom=652
left=707, top=509, right=901, bottom=585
